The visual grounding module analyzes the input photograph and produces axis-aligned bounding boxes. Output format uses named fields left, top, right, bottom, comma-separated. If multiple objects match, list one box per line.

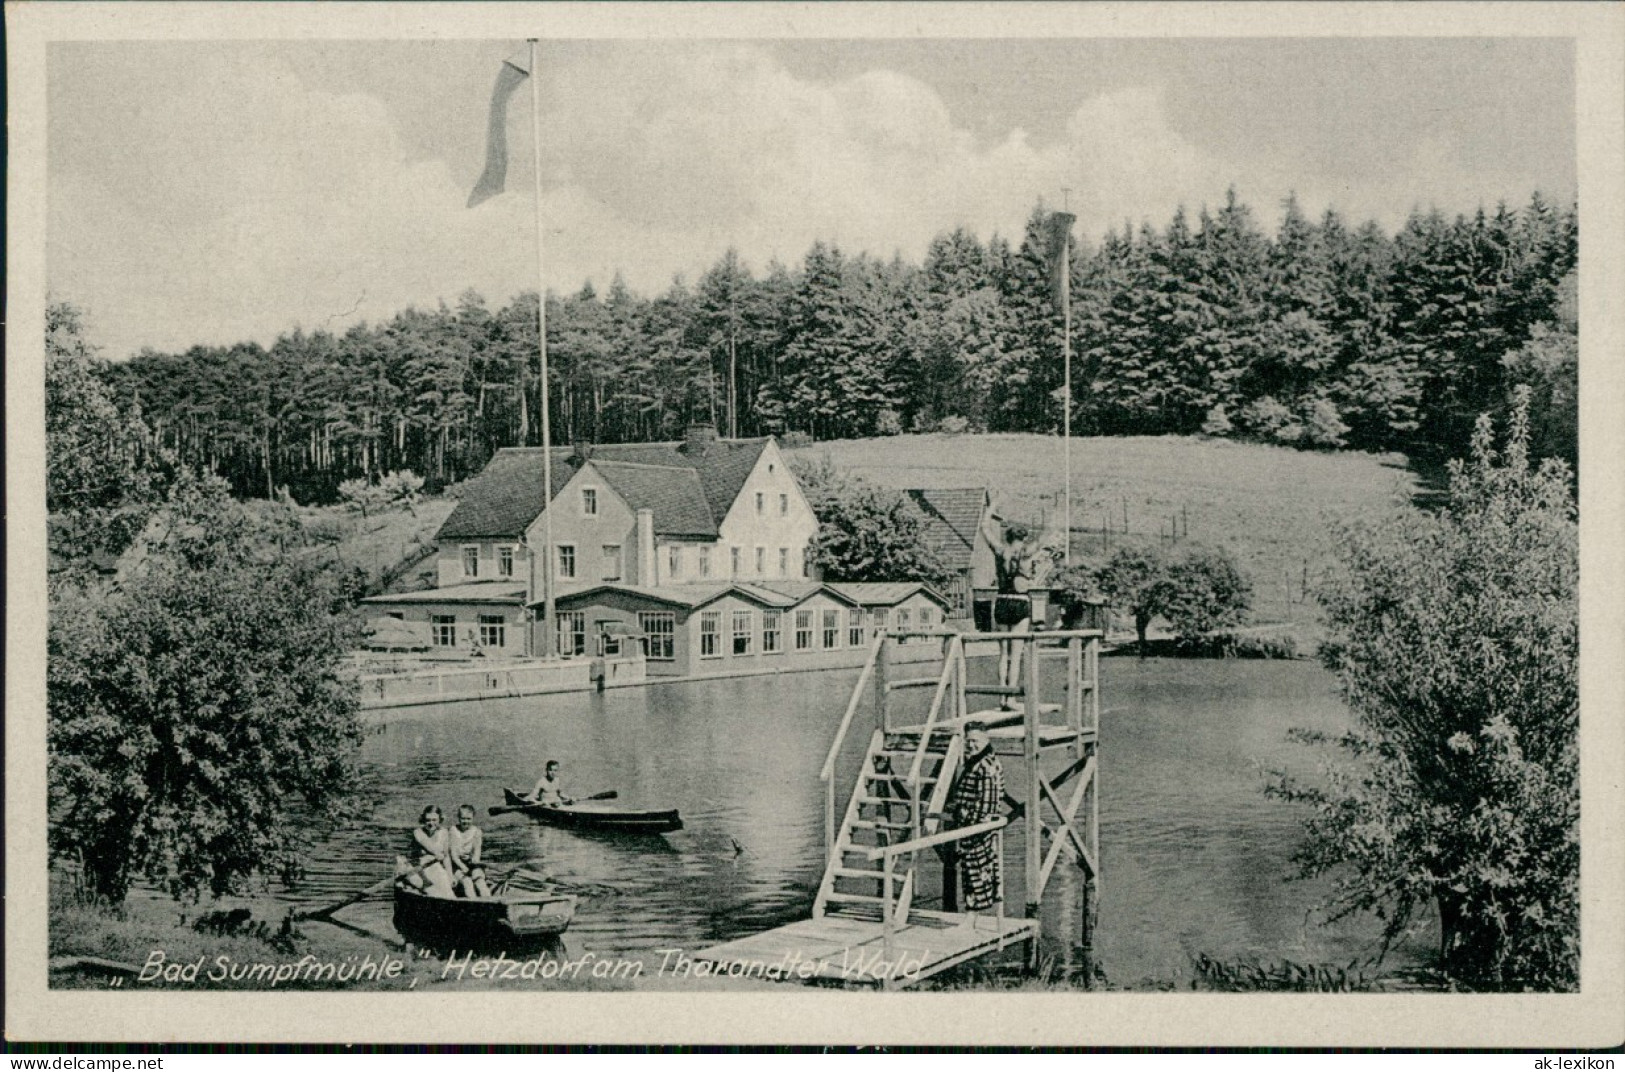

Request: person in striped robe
left=946, top=722, right=1006, bottom=921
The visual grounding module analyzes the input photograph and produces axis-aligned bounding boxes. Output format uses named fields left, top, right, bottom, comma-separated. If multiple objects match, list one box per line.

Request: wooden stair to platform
left=693, top=626, right=1104, bottom=990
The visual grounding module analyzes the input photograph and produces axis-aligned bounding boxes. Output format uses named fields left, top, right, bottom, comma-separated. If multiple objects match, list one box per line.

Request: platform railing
left=865, top=816, right=1009, bottom=975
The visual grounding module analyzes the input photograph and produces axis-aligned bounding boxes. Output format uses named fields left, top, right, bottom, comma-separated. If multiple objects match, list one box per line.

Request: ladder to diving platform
left=694, top=626, right=1103, bottom=989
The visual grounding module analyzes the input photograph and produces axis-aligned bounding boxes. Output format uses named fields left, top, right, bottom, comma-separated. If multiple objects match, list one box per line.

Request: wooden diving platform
left=693, top=909, right=1037, bottom=988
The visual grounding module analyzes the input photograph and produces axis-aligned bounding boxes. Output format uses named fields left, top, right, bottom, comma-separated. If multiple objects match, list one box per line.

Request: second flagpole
left=529, top=37, right=558, bottom=659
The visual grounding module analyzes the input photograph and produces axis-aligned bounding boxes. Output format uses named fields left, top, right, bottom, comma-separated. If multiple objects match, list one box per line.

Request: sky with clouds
left=47, top=38, right=1575, bottom=359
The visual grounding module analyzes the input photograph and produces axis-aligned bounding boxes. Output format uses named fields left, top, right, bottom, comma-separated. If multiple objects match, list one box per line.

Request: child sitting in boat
left=401, top=805, right=457, bottom=898
left=448, top=804, right=492, bottom=899
left=528, top=760, right=574, bottom=806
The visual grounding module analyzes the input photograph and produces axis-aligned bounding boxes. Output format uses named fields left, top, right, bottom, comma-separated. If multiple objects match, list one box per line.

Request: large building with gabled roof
left=364, top=424, right=821, bottom=656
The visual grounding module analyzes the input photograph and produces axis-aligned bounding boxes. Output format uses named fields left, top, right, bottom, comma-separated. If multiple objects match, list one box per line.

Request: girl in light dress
left=402, top=804, right=457, bottom=898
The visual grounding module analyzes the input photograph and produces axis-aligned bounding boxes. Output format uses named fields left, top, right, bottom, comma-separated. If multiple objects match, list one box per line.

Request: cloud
left=48, top=42, right=1552, bottom=358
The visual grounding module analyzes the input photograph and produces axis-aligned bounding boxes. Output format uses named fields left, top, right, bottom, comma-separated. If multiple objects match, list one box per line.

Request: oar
left=296, top=859, right=431, bottom=921
left=488, top=789, right=618, bottom=817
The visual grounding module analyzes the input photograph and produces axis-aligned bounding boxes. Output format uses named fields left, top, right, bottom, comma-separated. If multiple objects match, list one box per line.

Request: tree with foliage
left=49, top=471, right=366, bottom=903
left=1162, top=545, right=1253, bottom=641
left=47, top=301, right=173, bottom=564
left=1270, top=392, right=1577, bottom=989
left=791, top=456, right=954, bottom=590
left=1092, top=542, right=1251, bottom=650
left=1092, top=545, right=1175, bottom=651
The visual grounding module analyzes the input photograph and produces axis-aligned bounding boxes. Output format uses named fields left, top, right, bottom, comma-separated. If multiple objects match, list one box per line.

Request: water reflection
left=283, top=658, right=1402, bottom=986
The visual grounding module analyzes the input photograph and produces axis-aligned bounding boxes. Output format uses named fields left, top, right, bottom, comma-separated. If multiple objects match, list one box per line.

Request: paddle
left=296, top=859, right=431, bottom=922
left=487, top=789, right=618, bottom=817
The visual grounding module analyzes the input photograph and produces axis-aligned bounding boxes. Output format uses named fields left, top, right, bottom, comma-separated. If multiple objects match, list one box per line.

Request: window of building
left=754, top=547, right=765, bottom=575
left=779, top=493, right=789, bottom=516
left=386, top=612, right=405, bottom=621
left=667, top=546, right=682, bottom=580
left=755, top=491, right=765, bottom=516
left=778, top=548, right=789, bottom=576
left=557, top=544, right=576, bottom=580
left=794, top=610, right=813, bottom=651
left=822, top=608, right=840, bottom=649
left=497, top=545, right=515, bottom=577
left=732, top=609, right=754, bottom=655
left=698, top=547, right=711, bottom=578
left=639, top=612, right=676, bottom=661
left=919, top=606, right=935, bottom=630
left=700, top=611, right=721, bottom=658
left=848, top=607, right=864, bottom=647
left=873, top=608, right=889, bottom=636
left=431, top=615, right=457, bottom=647
left=461, top=546, right=480, bottom=578
left=730, top=547, right=741, bottom=577
left=762, top=610, right=782, bottom=653
left=801, top=546, right=811, bottom=578
left=558, top=612, right=586, bottom=657
left=581, top=487, right=598, bottom=517
left=602, top=544, right=622, bottom=582
left=896, top=608, right=911, bottom=643
left=478, top=614, right=506, bottom=648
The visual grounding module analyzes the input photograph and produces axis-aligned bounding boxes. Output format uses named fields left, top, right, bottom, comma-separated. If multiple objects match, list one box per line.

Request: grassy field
left=272, top=497, right=456, bottom=594
left=789, top=433, right=1424, bottom=628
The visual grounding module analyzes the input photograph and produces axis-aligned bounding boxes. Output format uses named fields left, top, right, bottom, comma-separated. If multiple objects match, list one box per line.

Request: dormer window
left=581, top=487, right=599, bottom=517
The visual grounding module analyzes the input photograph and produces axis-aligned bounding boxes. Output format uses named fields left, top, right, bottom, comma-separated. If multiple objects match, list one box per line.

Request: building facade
left=552, top=581, right=951, bottom=679
left=364, top=426, right=821, bottom=656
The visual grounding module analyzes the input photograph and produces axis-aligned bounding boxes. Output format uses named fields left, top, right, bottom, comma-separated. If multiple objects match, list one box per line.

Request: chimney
left=636, top=509, right=656, bottom=585
left=685, top=422, right=718, bottom=454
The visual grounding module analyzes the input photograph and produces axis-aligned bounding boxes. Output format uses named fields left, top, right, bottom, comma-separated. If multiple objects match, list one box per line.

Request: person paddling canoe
left=527, top=760, right=574, bottom=806
left=402, top=805, right=457, bottom=898
left=448, top=804, right=491, bottom=899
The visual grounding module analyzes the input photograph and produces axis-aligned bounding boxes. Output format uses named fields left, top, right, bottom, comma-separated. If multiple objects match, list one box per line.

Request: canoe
left=502, top=788, right=683, bottom=835
left=392, top=882, right=576, bottom=946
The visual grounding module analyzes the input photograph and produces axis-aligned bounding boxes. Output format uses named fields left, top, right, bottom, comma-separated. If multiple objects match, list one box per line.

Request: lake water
left=280, top=656, right=1410, bottom=988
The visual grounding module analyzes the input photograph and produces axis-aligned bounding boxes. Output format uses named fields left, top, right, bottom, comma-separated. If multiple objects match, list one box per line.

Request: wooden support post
left=1083, top=633, right=1101, bottom=986
left=875, top=636, right=890, bottom=736
left=1023, top=632, right=1042, bottom=972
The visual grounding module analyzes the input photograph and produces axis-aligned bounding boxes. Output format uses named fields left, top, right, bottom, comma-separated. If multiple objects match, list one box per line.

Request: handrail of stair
left=821, top=631, right=886, bottom=784
left=905, top=634, right=962, bottom=820
left=864, top=816, right=1008, bottom=862
left=922, top=732, right=964, bottom=836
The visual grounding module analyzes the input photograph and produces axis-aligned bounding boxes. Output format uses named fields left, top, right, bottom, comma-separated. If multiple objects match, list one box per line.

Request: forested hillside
left=95, top=190, right=1575, bottom=503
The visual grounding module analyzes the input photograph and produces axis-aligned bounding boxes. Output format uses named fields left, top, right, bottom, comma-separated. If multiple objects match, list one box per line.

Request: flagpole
left=529, top=37, right=557, bottom=659
left=1061, top=190, right=1073, bottom=570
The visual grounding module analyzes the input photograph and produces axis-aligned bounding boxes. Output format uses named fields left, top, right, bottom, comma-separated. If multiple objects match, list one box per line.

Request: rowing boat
left=501, top=788, right=683, bottom=835
left=392, top=882, right=576, bottom=946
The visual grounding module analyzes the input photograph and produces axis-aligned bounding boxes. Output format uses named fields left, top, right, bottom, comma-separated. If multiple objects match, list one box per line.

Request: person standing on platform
left=944, top=722, right=1006, bottom=928
left=982, top=515, right=1044, bottom=706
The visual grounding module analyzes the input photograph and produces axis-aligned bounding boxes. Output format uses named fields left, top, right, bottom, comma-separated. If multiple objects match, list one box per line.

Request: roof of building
left=590, top=460, right=716, bottom=538
left=438, top=438, right=772, bottom=541
left=552, top=580, right=864, bottom=612
left=551, top=583, right=744, bottom=611
left=361, top=580, right=528, bottom=605
left=437, top=452, right=579, bottom=540
left=904, top=488, right=989, bottom=573
left=743, top=579, right=858, bottom=606
left=825, top=581, right=951, bottom=609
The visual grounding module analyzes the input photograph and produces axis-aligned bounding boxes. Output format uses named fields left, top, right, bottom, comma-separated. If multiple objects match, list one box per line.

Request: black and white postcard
left=7, top=0, right=1623, bottom=1048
